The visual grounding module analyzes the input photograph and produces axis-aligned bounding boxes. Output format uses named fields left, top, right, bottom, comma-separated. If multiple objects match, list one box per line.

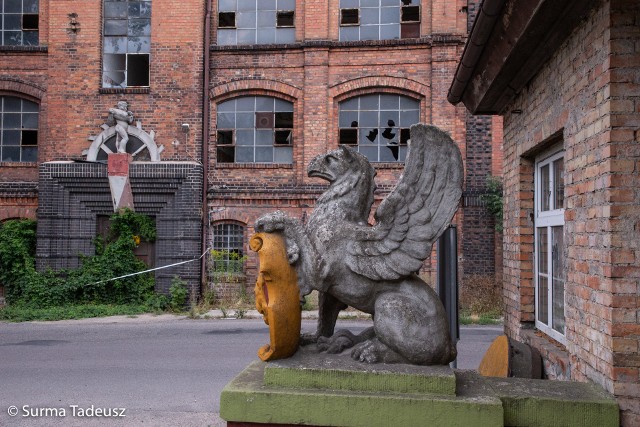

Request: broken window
left=102, top=0, right=151, bottom=88
left=339, top=0, right=420, bottom=41
left=218, top=12, right=236, bottom=28
left=1, top=0, right=39, bottom=46
left=338, top=94, right=419, bottom=162
left=276, top=11, right=295, bottom=28
left=0, top=96, right=39, bottom=163
left=340, top=9, right=359, bottom=25
left=217, top=0, right=296, bottom=45
left=216, top=96, right=293, bottom=164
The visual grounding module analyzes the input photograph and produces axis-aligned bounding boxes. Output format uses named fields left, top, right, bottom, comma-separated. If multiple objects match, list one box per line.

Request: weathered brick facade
left=451, top=0, right=640, bottom=424
left=0, top=1, right=501, bottom=301
left=207, top=0, right=500, bottom=291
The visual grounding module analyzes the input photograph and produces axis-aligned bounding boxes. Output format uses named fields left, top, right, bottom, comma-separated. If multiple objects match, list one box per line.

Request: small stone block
left=107, top=153, right=133, bottom=176
left=264, top=348, right=456, bottom=395
left=486, top=377, right=620, bottom=427
left=220, top=362, right=503, bottom=427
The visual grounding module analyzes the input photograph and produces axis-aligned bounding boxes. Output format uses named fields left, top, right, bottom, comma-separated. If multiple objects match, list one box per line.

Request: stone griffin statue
left=255, top=124, right=463, bottom=365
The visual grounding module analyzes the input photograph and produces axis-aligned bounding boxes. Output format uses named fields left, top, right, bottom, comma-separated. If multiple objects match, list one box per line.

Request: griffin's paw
left=299, top=332, right=319, bottom=346
left=351, top=340, right=380, bottom=363
left=316, top=330, right=358, bottom=354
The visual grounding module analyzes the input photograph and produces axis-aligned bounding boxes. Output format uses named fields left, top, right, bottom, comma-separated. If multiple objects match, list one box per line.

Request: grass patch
left=0, top=303, right=153, bottom=322
left=459, top=308, right=503, bottom=325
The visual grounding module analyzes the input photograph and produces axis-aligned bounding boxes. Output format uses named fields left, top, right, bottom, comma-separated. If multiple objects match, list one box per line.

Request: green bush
left=480, top=175, right=504, bottom=232
left=0, top=210, right=157, bottom=310
left=168, top=276, right=189, bottom=312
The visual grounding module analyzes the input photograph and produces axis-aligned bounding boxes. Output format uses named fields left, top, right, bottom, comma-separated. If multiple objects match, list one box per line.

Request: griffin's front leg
left=300, top=291, right=347, bottom=345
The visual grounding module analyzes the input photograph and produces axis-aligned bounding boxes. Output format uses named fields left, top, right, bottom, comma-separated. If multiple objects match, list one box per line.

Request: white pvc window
left=534, top=149, right=565, bottom=343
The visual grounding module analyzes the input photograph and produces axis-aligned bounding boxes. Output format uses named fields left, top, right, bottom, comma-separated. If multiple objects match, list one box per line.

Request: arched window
left=210, top=222, right=245, bottom=274
left=1, top=0, right=39, bottom=46
left=338, top=93, right=419, bottom=162
left=0, top=96, right=38, bottom=162
left=216, top=96, right=293, bottom=164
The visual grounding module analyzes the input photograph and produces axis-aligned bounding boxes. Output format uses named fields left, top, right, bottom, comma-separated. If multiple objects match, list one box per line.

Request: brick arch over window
left=210, top=79, right=302, bottom=104
left=0, top=78, right=45, bottom=102
left=328, top=76, right=428, bottom=103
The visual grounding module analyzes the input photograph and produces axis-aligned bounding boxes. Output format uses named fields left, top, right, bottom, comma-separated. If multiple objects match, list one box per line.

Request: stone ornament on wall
left=84, top=101, right=164, bottom=162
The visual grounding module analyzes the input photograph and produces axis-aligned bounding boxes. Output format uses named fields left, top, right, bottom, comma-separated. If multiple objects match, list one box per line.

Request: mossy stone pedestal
left=220, top=349, right=619, bottom=427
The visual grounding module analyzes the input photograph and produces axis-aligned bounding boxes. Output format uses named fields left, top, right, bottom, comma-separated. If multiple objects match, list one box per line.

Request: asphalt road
left=0, top=316, right=502, bottom=426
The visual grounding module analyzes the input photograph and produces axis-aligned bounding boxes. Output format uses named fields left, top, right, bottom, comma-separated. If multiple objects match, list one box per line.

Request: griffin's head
left=308, top=145, right=374, bottom=183
left=307, top=146, right=376, bottom=218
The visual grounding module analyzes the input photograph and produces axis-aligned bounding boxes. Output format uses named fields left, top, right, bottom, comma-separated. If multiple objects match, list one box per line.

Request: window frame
left=217, top=1, right=296, bottom=46
left=0, top=0, right=40, bottom=46
left=534, top=148, right=566, bottom=344
left=215, top=96, right=294, bottom=165
left=337, top=93, right=419, bottom=163
left=210, top=222, right=245, bottom=276
left=102, top=0, right=152, bottom=89
left=0, top=96, right=39, bottom=163
left=338, top=0, right=421, bottom=41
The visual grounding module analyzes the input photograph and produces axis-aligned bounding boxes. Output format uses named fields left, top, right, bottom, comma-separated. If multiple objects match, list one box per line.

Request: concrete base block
left=220, top=351, right=619, bottom=427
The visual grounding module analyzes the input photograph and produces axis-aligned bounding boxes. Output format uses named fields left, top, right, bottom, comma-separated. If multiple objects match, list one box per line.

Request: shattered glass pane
left=103, top=71, right=126, bottom=88
left=128, top=19, right=151, bottom=37
left=128, top=36, right=150, bottom=53
left=274, top=130, right=291, bottom=145
left=104, top=37, right=127, bottom=53
left=21, top=129, right=37, bottom=145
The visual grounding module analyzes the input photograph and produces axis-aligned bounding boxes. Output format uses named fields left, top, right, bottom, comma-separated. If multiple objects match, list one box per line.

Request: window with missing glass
left=216, top=96, right=293, bottom=164
left=338, top=94, right=418, bottom=162
left=217, top=0, right=296, bottom=45
left=1, top=0, right=39, bottom=46
left=0, top=96, right=38, bottom=162
left=102, top=0, right=151, bottom=88
left=210, top=222, right=245, bottom=274
left=535, top=148, right=566, bottom=343
left=339, top=0, right=420, bottom=41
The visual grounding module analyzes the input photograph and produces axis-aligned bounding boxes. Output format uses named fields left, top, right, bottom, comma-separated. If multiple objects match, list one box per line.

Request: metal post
left=437, top=225, right=459, bottom=368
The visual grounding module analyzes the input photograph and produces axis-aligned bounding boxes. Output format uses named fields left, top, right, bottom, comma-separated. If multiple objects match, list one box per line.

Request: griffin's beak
left=307, top=157, right=334, bottom=182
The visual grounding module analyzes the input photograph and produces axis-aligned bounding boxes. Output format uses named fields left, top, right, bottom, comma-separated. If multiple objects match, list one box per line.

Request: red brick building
left=0, top=1, right=501, bottom=300
left=450, top=0, right=639, bottom=424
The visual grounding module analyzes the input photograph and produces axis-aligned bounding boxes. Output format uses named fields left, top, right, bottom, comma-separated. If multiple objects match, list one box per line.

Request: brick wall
left=501, top=0, right=639, bottom=424
left=206, top=0, right=497, bottom=289
left=43, top=0, right=204, bottom=164
left=36, top=162, right=203, bottom=295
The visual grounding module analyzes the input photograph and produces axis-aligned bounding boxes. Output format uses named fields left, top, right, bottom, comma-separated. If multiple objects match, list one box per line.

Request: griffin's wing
left=346, top=124, right=463, bottom=281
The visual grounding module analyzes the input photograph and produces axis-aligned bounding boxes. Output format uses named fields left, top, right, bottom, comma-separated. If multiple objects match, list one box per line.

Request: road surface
left=0, top=316, right=502, bottom=426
